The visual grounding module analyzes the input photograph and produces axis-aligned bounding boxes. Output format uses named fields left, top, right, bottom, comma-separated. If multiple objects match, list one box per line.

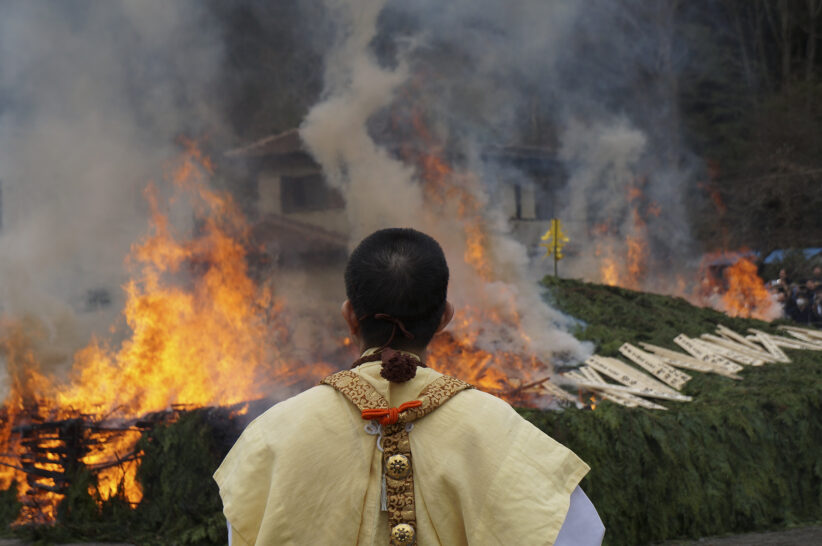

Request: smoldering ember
left=0, top=1, right=821, bottom=545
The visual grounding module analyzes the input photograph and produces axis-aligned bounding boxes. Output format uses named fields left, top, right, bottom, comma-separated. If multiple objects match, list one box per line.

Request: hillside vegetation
left=2, top=278, right=820, bottom=545
left=525, top=277, right=822, bottom=545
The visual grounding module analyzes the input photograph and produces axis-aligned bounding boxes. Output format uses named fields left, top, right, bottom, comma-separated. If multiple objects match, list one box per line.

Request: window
left=280, top=174, right=344, bottom=213
left=85, top=288, right=112, bottom=311
left=513, top=184, right=523, bottom=219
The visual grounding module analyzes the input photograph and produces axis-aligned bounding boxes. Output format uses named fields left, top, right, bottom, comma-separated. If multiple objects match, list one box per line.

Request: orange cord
left=361, top=400, right=423, bottom=425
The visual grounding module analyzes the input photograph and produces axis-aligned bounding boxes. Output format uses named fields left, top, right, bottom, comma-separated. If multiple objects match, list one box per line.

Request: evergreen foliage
left=1, top=279, right=820, bottom=544
left=529, top=277, right=822, bottom=545
left=133, top=411, right=230, bottom=545
left=0, top=481, right=20, bottom=534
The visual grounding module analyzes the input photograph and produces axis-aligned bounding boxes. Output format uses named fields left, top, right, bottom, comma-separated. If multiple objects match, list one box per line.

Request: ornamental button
left=385, top=454, right=411, bottom=479
left=390, top=523, right=415, bottom=545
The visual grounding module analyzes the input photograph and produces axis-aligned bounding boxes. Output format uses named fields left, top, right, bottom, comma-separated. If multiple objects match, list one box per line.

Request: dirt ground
left=659, top=525, right=822, bottom=546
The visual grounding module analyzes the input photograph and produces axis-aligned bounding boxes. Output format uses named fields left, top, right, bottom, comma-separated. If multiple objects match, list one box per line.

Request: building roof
left=225, top=129, right=306, bottom=158
left=252, top=213, right=347, bottom=255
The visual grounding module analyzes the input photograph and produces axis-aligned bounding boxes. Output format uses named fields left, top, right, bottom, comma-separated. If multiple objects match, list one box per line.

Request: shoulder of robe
left=422, top=387, right=579, bottom=456
left=430, top=386, right=521, bottom=428
left=238, top=384, right=354, bottom=447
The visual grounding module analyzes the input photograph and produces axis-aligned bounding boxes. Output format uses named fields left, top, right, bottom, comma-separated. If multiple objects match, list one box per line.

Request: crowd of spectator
left=768, top=265, right=822, bottom=326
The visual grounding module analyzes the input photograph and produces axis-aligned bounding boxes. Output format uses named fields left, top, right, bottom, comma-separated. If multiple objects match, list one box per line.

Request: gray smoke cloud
left=0, top=0, right=700, bottom=404
left=300, top=0, right=595, bottom=378
left=302, top=0, right=699, bottom=302
left=0, top=1, right=225, bottom=387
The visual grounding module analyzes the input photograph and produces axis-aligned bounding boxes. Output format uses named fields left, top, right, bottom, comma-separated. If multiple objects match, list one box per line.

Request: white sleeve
left=227, top=521, right=232, bottom=546
left=553, top=486, right=605, bottom=546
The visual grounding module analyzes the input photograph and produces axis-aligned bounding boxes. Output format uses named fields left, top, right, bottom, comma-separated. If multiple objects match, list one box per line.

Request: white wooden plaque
left=542, top=380, right=580, bottom=403
left=697, top=336, right=767, bottom=366
left=701, top=333, right=774, bottom=362
left=674, top=335, right=745, bottom=374
left=584, top=355, right=676, bottom=394
left=639, top=343, right=725, bottom=373
left=562, top=374, right=693, bottom=402
left=580, top=366, right=606, bottom=383
left=717, top=324, right=766, bottom=351
left=602, top=356, right=682, bottom=394
left=619, top=343, right=691, bottom=390
left=758, top=333, right=822, bottom=351
left=781, top=329, right=822, bottom=348
left=598, top=389, right=668, bottom=411
left=747, top=329, right=791, bottom=362
left=778, top=325, right=822, bottom=341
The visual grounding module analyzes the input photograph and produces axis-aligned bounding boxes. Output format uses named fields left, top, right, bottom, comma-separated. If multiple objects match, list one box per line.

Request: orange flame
left=405, top=112, right=558, bottom=405
left=0, top=141, right=335, bottom=521
left=690, top=252, right=778, bottom=321
left=720, top=257, right=778, bottom=320
left=589, top=181, right=651, bottom=290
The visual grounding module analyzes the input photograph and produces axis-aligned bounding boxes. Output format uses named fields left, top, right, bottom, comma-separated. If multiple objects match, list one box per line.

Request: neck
left=361, top=345, right=426, bottom=360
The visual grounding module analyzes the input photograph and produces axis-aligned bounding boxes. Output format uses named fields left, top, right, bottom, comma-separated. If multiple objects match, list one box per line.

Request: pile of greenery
left=528, top=277, right=822, bottom=544
left=0, top=278, right=820, bottom=545
left=0, top=409, right=240, bottom=546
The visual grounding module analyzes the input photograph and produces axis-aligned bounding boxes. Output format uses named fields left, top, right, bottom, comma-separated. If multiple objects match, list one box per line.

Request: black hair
left=344, top=228, right=449, bottom=352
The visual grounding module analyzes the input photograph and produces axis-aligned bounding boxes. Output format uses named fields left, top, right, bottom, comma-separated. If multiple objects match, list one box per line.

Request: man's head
left=343, top=228, right=453, bottom=352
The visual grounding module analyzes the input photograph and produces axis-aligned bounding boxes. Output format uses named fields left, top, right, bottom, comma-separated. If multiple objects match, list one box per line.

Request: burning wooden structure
left=224, top=128, right=566, bottom=255
left=10, top=413, right=150, bottom=522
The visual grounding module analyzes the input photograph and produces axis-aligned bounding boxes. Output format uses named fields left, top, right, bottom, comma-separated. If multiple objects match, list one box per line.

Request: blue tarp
left=763, top=248, right=822, bottom=264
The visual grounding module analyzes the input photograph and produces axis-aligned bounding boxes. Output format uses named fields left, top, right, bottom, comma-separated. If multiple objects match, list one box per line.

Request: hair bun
left=379, top=348, right=419, bottom=383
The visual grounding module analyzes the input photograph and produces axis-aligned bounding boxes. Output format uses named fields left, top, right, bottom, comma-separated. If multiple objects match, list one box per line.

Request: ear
left=341, top=300, right=360, bottom=337
left=435, top=301, right=454, bottom=333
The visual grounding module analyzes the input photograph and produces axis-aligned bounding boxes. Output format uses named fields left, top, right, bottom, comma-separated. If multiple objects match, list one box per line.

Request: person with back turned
left=214, top=227, right=605, bottom=545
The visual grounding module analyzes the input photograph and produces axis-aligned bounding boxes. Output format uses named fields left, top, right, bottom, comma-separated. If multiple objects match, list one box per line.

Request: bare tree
left=805, top=0, right=822, bottom=82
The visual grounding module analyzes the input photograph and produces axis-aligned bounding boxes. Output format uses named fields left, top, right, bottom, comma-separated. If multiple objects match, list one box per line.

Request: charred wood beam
left=501, top=376, right=552, bottom=398
left=86, top=450, right=143, bottom=471
left=20, top=466, right=68, bottom=481
left=26, top=480, right=68, bottom=494
left=13, top=418, right=88, bottom=434
left=0, top=459, right=26, bottom=472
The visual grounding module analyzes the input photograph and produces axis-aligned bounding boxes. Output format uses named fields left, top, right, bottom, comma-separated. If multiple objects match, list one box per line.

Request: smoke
left=299, top=0, right=594, bottom=371
left=0, top=0, right=702, bottom=402
left=0, top=1, right=225, bottom=378
left=300, top=0, right=420, bottom=236
left=559, top=119, right=648, bottom=280
left=301, top=0, right=700, bottom=306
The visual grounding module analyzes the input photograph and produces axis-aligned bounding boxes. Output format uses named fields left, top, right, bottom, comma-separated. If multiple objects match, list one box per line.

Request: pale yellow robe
left=214, top=360, right=589, bottom=545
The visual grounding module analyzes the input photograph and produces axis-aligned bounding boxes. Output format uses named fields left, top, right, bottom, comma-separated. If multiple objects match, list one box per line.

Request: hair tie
left=350, top=314, right=424, bottom=382
left=357, top=313, right=415, bottom=350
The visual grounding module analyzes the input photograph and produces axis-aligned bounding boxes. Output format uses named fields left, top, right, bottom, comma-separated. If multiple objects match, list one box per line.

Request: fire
left=691, top=253, right=778, bottom=321
left=721, top=258, right=774, bottom=318
left=590, top=183, right=650, bottom=290
left=595, top=245, right=620, bottom=287
left=586, top=177, right=778, bottom=324
left=416, top=153, right=494, bottom=281
left=0, top=141, right=335, bottom=522
left=426, top=308, right=544, bottom=404
left=54, top=140, right=329, bottom=417
left=601, top=260, right=620, bottom=287
left=405, top=118, right=555, bottom=404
